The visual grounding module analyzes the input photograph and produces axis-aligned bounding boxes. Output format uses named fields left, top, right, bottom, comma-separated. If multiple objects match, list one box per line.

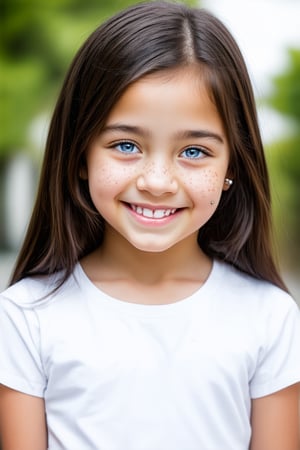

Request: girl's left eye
left=115, top=142, right=139, bottom=154
left=180, top=147, right=206, bottom=159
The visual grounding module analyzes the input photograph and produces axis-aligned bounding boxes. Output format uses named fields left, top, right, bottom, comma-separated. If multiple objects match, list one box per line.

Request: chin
left=130, top=239, right=179, bottom=254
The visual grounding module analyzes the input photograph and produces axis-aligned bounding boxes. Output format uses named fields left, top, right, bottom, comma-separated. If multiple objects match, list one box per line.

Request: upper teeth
left=131, top=205, right=176, bottom=218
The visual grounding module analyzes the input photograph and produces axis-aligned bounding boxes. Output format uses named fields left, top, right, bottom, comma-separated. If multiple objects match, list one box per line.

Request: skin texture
left=85, top=68, right=230, bottom=258
left=1, top=68, right=299, bottom=449
left=250, top=383, right=300, bottom=450
left=0, top=385, right=47, bottom=449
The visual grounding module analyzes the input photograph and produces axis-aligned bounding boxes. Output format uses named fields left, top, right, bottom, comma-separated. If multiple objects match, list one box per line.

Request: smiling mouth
left=129, top=204, right=177, bottom=219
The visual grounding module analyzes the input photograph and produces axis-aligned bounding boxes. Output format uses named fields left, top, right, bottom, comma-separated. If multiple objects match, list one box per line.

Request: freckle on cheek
left=98, top=166, right=137, bottom=186
left=185, top=170, right=220, bottom=193
left=101, top=168, right=114, bottom=182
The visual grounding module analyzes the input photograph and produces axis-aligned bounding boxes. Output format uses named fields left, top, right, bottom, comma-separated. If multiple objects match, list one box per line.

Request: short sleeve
left=250, top=295, right=300, bottom=398
left=0, top=295, right=46, bottom=397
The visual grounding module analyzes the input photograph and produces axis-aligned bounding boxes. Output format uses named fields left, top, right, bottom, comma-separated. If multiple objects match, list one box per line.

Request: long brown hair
left=10, top=1, right=287, bottom=291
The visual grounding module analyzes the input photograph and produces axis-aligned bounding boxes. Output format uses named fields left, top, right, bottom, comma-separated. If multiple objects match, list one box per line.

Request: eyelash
left=111, top=140, right=209, bottom=159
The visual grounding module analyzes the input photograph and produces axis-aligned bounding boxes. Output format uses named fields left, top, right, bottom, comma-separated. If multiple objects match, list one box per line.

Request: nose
left=136, top=161, right=178, bottom=196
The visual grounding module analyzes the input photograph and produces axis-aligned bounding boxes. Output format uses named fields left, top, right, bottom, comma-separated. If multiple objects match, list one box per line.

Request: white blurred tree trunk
left=4, top=154, right=35, bottom=249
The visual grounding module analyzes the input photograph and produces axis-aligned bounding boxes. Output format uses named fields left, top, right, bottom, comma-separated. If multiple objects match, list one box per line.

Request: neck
left=84, top=226, right=211, bottom=285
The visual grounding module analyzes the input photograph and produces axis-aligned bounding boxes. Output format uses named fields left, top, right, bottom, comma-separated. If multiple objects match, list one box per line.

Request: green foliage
left=266, top=48, right=300, bottom=270
left=0, top=0, right=198, bottom=159
left=268, top=49, right=300, bottom=122
left=0, top=60, right=46, bottom=153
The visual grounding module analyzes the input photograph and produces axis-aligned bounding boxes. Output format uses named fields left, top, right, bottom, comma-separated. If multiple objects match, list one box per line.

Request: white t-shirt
left=0, top=260, right=300, bottom=450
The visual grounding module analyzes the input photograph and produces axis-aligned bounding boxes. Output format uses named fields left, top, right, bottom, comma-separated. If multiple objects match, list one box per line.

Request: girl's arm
left=250, top=383, right=300, bottom=450
left=0, top=384, right=47, bottom=450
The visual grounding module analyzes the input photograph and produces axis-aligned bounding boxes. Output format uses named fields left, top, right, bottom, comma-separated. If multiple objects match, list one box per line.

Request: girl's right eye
left=114, top=141, right=139, bottom=154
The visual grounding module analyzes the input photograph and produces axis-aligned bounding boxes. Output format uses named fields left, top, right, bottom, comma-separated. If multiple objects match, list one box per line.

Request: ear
left=79, top=166, right=88, bottom=180
left=223, top=177, right=233, bottom=191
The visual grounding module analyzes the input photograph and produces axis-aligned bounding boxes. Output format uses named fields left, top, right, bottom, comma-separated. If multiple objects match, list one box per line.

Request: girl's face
left=85, top=68, right=231, bottom=253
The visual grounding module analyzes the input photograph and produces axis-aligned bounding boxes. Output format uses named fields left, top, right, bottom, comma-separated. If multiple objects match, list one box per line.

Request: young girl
left=0, top=2, right=299, bottom=449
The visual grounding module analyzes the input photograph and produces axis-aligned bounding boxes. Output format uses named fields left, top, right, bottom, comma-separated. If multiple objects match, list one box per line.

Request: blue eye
left=181, top=147, right=205, bottom=159
left=115, top=142, right=139, bottom=154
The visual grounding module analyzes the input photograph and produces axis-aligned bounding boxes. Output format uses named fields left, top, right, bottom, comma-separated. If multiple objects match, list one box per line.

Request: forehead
left=130, top=65, right=214, bottom=100
left=105, top=66, right=224, bottom=132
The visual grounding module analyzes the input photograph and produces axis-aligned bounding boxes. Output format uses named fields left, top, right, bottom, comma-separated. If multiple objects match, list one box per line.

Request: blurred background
left=0, top=0, right=299, bottom=302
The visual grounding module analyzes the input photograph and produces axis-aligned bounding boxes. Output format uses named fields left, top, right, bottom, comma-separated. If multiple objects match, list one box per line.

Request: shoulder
left=0, top=266, right=80, bottom=310
left=213, top=261, right=300, bottom=395
left=214, top=260, right=299, bottom=317
left=1, top=275, right=55, bottom=303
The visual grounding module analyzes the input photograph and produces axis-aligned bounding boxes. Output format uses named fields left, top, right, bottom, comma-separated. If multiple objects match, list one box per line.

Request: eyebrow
left=101, top=124, right=225, bottom=144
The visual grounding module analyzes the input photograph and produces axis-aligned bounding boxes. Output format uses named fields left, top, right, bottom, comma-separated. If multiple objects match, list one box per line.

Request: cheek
left=181, top=169, right=222, bottom=195
left=90, top=161, right=138, bottom=190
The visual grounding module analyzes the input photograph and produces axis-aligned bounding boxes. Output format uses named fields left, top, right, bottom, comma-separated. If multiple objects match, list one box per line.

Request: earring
left=224, top=178, right=233, bottom=186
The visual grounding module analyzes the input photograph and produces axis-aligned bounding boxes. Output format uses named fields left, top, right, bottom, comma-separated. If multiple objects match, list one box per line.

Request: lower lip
left=125, top=204, right=182, bottom=227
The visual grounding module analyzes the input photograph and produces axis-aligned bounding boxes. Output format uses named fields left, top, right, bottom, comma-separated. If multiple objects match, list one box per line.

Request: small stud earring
left=210, top=200, right=215, bottom=205
left=225, top=178, right=233, bottom=186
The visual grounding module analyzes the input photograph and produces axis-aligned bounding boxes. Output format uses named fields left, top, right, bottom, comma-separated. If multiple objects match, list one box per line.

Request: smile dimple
left=130, top=204, right=177, bottom=218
